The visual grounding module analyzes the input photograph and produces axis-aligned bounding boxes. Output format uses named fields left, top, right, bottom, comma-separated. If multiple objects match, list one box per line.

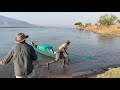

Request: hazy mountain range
left=0, top=15, right=40, bottom=28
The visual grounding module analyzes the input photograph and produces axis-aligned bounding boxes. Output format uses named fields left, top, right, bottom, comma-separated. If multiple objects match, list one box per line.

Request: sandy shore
left=75, top=24, right=120, bottom=36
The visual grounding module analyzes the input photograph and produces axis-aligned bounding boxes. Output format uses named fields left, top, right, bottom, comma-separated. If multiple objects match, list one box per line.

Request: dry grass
left=96, top=68, right=120, bottom=78
left=76, top=24, right=120, bottom=36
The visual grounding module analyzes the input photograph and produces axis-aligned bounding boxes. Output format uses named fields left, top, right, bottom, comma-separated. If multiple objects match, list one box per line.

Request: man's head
left=65, top=40, right=71, bottom=45
left=15, top=32, right=29, bottom=43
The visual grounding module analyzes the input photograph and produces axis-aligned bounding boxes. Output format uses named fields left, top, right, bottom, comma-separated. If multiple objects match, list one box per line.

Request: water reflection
left=97, top=35, right=115, bottom=44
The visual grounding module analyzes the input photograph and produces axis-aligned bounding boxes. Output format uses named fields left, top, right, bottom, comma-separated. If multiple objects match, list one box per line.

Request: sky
left=0, top=12, right=120, bottom=27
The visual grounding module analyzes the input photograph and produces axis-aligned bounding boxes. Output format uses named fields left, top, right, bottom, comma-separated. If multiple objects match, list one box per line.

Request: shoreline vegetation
left=74, top=24, right=120, bottom=36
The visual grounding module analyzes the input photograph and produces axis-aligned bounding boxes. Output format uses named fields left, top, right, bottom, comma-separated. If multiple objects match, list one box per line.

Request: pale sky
left=0, top=12, right=120, bottom=27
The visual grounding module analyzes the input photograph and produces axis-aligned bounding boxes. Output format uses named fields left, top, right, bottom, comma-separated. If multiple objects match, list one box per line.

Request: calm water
left=1, top=27, right=120, bottom=77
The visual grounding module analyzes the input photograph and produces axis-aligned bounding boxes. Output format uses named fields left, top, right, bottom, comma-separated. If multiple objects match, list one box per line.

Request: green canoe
left=31, top=42, right=70, bottom=62
left=31, top=42, right=56, bottom=59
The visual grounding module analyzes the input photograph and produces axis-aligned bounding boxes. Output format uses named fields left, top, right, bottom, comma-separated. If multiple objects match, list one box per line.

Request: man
left=58, top=40, right=71, bottom=62
left=0, top=32, right=38, bottom=78
left=46, top=40, right=71, bottom=68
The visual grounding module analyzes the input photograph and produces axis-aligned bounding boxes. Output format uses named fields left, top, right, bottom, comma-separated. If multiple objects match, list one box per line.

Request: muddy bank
left=0, top=63, right=120, bottom=78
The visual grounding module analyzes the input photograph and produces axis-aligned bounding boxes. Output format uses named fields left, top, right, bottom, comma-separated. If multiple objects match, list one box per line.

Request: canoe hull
left=32, top=44, right=56, bottom=59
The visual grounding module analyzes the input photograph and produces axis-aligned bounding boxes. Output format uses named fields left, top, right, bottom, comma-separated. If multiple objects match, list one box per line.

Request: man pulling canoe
left=46, top=40, right=71, bottom=68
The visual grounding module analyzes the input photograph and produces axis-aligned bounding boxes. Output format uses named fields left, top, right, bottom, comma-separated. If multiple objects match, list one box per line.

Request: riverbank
left=0, top=64, right=104, bottom=78
left=0, top=62, right=119, bottom=78
left=76, top=24, right=120, bottom=36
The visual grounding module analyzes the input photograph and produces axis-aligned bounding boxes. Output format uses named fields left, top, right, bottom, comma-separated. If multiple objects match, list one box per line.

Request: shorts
left=55, top=52, right=65, bottom=61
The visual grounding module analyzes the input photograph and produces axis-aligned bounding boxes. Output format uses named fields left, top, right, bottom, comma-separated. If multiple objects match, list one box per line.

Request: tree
left=74, top=22, right=83, bottom=26
left=117, top=19, right=120, bottom=24
left=98, top=14, right=118, bottom=27
left=110, top=14, right=118, bottom=25
left=85, top=22, right=91, bottom=27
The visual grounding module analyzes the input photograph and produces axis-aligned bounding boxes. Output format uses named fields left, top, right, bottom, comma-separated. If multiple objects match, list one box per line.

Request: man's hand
left=0, top=60, right=3, bottom=65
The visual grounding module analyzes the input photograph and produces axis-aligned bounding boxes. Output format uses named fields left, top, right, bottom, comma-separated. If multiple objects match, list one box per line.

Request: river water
left=0, top=27, right=120, bottom=78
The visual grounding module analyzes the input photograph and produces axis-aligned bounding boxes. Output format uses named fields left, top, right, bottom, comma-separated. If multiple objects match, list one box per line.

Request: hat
left=65, top=40, right=71, bottom=44
left=15, top=33, right=29, bottom=43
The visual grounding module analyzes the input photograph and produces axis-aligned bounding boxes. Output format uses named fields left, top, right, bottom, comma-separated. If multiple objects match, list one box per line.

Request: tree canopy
left=117, top=19, right=120, bottom=24
left=85, top=22, right=91, bottom=27
left=98, top=14, right=118, bottom=26
left=74, top=22, right=83, bottom=26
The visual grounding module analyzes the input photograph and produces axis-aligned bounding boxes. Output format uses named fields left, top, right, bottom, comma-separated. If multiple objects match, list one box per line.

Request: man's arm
left=1, top=49, right=14, bottom=65
left=64, top=49, right=68, bottom=55
left=64, top=44, right=69, bottom=55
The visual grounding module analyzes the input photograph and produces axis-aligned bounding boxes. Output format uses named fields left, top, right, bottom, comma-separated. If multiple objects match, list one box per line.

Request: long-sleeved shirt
left=2, top=42, right=37, bottom=76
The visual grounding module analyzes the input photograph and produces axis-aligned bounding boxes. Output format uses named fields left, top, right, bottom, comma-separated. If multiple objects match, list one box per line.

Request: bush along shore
left=75, top=24, right=120, bottom=36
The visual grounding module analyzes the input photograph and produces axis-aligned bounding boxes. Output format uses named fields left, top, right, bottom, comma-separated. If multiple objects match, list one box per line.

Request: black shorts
left=59, top=52, right=65, bottom=59
left=55, top=52, right=65, bottom=61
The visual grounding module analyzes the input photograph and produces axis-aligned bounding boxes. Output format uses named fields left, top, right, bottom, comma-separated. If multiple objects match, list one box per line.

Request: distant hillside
left=0, top=15, right=39, bottom=28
